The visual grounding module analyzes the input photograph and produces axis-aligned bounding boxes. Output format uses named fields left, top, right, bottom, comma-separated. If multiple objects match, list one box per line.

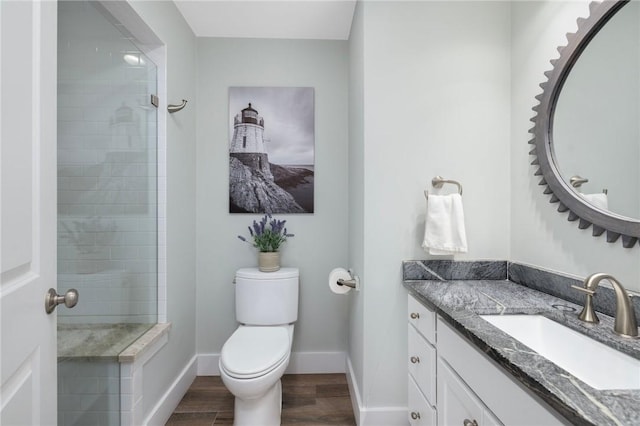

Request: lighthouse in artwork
left=230, top=103, right=273, bottom=179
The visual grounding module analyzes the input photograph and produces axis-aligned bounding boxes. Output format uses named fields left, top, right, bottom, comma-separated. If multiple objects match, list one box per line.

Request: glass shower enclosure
left=57, top=2, right=158, bottom=424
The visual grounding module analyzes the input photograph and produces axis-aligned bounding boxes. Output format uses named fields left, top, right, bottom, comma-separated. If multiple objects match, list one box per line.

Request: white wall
left=510, top=0, right=640, bottom=290
left=195, top=38, right=350, bottom=369
left=348, top=1, right=511, bottom=421
left=126, top=0, right=198, bottom=421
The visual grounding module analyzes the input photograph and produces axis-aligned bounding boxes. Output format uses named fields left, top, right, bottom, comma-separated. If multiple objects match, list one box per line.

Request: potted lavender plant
left=238, top=215, right=294, bottom=272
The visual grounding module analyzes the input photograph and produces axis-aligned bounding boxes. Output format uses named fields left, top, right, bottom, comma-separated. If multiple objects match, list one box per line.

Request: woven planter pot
left=258, top=251, right=280, bottom=272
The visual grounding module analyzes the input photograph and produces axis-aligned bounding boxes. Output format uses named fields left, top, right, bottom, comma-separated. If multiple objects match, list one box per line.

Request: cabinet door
left=437, top=358, right=502, bottom=426
left=437, top=316, right=562, bottom=425
left=408, top=324, right=437, bottom=405
left=483, top=408, right=502, bottom=426
left=409, top=375, right=437, bottom=426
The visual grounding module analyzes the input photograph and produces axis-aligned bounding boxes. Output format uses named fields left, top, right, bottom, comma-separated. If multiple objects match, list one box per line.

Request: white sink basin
left=480, top=314, right=640, bottom=390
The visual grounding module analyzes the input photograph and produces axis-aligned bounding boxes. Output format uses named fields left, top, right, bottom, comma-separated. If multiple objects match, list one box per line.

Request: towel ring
left=570, top=175, right=589, bottom=188
left=424, top=176, right=463, bottom=200
left=432, top=176, right=463, bottom=194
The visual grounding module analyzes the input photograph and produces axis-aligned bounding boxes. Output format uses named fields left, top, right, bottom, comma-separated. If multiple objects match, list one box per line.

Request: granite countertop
left=58, top=323, right=155, bottom=361
left=404, top=277, right=640, bottom=426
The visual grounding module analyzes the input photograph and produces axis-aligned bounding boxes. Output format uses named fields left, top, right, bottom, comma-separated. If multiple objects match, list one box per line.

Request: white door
left=1, top=1, right=58, bottom=424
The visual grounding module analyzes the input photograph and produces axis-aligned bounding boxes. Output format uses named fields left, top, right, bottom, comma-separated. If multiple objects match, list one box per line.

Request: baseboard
left=197, top=351, right=346, bottom=376
left=197, top=353, right=220, bottom=375
left=144, top=355, right=197, bottom=426
left=359, top=406, right=407, bottom=425
left=286, top=351, right=346, bottom=374
left=345, top=356, right=407, bottom=426
left=346, top=356, right=363, bottom=425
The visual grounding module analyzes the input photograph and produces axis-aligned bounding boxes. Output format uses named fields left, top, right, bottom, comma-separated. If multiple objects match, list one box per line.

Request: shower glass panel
left=57, top=2, right=158, bottom=425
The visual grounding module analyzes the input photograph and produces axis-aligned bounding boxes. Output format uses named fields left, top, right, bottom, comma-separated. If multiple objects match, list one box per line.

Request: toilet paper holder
left=337, top=269, right=360, bottom=290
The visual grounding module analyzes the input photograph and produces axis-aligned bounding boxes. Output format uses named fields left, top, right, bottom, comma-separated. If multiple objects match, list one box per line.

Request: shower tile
left=83, top=107, right=111, bottom=122
left=58, top=165, right=84, bottom=177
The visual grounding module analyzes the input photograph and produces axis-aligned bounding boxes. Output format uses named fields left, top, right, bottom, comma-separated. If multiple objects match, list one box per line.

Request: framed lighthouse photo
left=228, top=87, right=315, bottom=214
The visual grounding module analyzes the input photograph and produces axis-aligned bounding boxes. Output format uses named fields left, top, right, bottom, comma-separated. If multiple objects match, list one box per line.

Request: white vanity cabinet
left=407, top=294, right=565, bottom=426
left=437, top=317, right=564, bottom=426
left=408, top=375, right=437, bottom=426
left=437, top=357, right=502, bottom=426
left=407, top=296, right=437, bottom=425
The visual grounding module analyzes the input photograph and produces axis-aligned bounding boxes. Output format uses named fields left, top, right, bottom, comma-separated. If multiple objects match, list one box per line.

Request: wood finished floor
left=165, top=374, right=357, bottom=426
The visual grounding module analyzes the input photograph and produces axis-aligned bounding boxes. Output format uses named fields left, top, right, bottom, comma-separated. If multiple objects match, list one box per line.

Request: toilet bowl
left=219, top=268, right=299, bottom=425
left=219, top=324, right=294, bottom=425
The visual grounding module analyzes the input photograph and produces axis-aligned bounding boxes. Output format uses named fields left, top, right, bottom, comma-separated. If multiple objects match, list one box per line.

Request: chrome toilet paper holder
left=336, top=269, right=360, bottom=290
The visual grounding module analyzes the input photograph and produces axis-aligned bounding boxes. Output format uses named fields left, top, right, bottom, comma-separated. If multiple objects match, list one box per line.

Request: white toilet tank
left=235, top=267, right=299, bottom=325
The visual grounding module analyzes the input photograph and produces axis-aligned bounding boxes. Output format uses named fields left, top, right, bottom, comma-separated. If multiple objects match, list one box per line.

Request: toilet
left=219, top=267, right=299, bottom=426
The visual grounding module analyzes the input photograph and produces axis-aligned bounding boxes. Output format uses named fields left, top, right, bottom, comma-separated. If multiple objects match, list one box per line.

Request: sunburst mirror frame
left=530, top=0, right=640, bottom=248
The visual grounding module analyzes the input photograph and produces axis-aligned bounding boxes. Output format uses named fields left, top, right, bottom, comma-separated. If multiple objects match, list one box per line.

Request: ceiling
left=173, top=0, right=357, bottom=40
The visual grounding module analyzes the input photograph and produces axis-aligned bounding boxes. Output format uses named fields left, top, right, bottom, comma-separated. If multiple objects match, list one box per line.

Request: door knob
left=45, top=288, right=78, bottom=314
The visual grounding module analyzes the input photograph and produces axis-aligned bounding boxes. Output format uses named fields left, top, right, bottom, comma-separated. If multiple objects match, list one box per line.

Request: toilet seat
left=220, top=326, right=290, bottom=379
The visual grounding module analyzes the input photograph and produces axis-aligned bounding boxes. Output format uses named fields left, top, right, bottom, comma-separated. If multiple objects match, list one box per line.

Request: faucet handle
left=571, top=285, right=600, bottom=324
left=571, top=285, right=596, bottom=296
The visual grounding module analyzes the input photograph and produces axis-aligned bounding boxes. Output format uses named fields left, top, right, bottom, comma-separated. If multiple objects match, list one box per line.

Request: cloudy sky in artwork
left=229, top=87, right=314, bottom=165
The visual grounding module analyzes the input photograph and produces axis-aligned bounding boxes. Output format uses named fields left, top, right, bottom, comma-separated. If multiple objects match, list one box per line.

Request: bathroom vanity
left=403, top=261, right=640, bottom=426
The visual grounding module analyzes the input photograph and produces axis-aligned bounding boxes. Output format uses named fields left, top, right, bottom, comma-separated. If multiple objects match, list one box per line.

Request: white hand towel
left=422, top=193, right=468, bottom=255
left=580, top=193, right=609, bottom=210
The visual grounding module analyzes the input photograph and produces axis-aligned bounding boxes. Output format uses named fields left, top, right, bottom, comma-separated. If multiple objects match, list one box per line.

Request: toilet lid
left=221, top=326, right=289, bottom=379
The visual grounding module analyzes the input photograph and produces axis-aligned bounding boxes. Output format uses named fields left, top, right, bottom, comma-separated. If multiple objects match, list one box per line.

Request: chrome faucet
left=572, top=273, right=638, bottom=338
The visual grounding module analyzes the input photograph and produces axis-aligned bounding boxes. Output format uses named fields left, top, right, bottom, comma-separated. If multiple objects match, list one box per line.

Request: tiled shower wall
left=57, top=1, right=158, bottom=324
left=58, top=359, right=120, bottom=426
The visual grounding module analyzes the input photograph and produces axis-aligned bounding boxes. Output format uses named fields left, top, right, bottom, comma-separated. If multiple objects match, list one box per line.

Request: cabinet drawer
left=408, top=375, right=437, bottom=426
left=408, top=295, right=436, bottom=344
left=408, top=324, right=436, bottom=405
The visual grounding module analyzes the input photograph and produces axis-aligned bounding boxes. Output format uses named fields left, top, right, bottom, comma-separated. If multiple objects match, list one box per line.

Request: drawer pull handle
left=410, top=312, right=420, bottom=319
left=410, top=356, right=420, bottom=364
left=463, top=420, right=478, bottom=426
left=411, top=412, right=421, bottom=420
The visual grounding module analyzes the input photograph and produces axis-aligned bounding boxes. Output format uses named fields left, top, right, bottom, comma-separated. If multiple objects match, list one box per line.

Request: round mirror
left=530, top=0, right=640, bottom=247
left=554, top=1, right=639, bottom=219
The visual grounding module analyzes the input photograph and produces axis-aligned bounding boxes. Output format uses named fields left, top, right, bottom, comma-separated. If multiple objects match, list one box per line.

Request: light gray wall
left=127, top=0, right=198, bottom=417
left=195, top=38, right=350, bottom=358
left=348, top=0, right=511, bottom=416
left=510, top=0, right=640, bottom=291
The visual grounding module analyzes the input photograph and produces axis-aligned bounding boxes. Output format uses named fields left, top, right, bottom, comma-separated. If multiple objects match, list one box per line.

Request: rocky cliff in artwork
left=270, top=163, right=313, bottom=189
left=229, top=157, right=307, bottom=213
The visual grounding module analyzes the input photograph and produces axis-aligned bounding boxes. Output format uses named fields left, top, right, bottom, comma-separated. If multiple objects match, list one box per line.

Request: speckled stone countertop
left=403, top=260, right=640, bottom=426
left=58, top=323, right=156, bottom=361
